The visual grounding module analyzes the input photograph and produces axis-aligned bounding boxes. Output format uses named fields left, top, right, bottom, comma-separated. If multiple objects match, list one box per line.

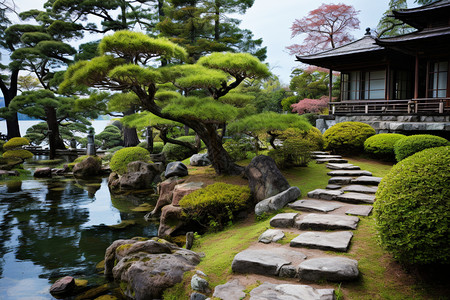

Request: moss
left=75, top=279, right=88, bottom=287
left=74, top=155, right=102, bottom=164
left=108, top=220, right=136, bottom=229
left=109, top=147, right=152, bottom=175
left=96, top=260, right=105, bottom=271
left=131, top=203, right=153, bottom=212
left=75, top=283, right=109, bottom=300
left=116, top=244, right=134, bottom=253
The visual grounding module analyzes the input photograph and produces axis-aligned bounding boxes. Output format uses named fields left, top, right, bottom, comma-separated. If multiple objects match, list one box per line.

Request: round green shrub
left=110, top=147, right=152, bottom=175
left=223, top=137, right=256, bottom=162
left=95, top=125, right=123, bottom=149
left=179, top=182, right=251, bottom=231
left=162, top=136, right=200, bottom=161
left=374, top=146, right=450, bottom=264
left=394, top=134, right=449, bottom=161
left=3, top=137, right=30, bottom=150
left=323, top=121, right=375, bottom=154
left=364, top=133, right=406, bottom=160
left=2, top=149, right=34, bottom=160
left=138, top=141, right=164, bottom=154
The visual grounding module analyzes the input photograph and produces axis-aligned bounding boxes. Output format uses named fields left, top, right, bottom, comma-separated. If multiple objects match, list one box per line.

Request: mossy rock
left=75, top=279, right=88, bottom=288
left=108, top=220, right=136, bottom=230
left=109, top=147, right=152, bottom=175
left=131, top=203, right=153, bottom=212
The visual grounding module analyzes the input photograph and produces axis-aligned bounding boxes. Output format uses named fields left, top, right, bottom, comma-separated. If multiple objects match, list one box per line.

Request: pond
left=0, top=166, right=159, bottom=299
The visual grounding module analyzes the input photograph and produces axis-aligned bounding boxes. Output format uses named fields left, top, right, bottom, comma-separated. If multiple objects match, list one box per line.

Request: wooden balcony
left=329, top=98, right=450, bottom=115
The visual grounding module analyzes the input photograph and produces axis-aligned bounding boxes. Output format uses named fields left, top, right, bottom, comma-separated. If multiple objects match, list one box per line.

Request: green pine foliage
left=162, top=136, right=200, bottom=161
left=179, top=182, right=251, bottom=231
left=374, top=146, right=450, bottom=264
left=3, top=137, right=30, bottom=150
left=394, top=134, right=449, bottom=161
left=110, top=147, right=152, bottom=175
left=95, top=125, right=123, bottom=150
left=323, top=122, right=376, bottom=154
left=223, top=137, right=256, bottom=162
left=364, top=133, right=406, bottom=160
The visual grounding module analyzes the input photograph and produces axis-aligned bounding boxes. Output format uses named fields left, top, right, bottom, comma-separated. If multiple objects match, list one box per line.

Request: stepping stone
left=328, top=177, right=352, bottom=185
left=336, top=192, right=376, bottom=204
left=289, top=199, right=342, bottom=213
left=352, top=176, right=382, bottom=185
left=342, top=185, right=378, bottom=194
left=250, top=282, right=335, bottom=300
left=313, top=155, right=342, bottom=159
left=307, top=189, right=343, bottom=200
left=296, top=213, right=359, bottom=230
left=310, top=151, right=330, bottom=155
left=326, top=184, right=341, bottom=190
left=290, top=231, right=353, bottom=252
left=298, top=257, right=359, bottom=282
left=258, top=229, right=285, bottom=244
left=270, top=213, right=298, bottom=228
left=316, top=158, right=348, bottom=164
left=327, top=170, right=373, bottom=177
left=346, top=206, right=373, bottom=216
left=326, top=163, right=360, bottom=170
left=232, top=249, right=306, bottom=276
left=213, top=279, right=246, bottom=300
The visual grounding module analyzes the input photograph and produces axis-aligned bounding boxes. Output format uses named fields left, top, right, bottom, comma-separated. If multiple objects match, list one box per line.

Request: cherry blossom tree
left=287, top=3, right=360, bottom=55
left=291, top=96, right=330, bottom=115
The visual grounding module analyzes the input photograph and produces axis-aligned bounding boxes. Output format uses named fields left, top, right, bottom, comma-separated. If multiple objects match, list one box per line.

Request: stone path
left=213, top=153, right=380, bottom=299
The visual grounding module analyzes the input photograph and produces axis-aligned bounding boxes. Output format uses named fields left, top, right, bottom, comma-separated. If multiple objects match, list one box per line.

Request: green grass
left=282, top=162, right=330, bottom=197
left=345, top=156, right=394, bottom=178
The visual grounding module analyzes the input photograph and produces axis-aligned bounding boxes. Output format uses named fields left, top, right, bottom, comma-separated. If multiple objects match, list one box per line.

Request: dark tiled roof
left=376, top=27, right=450, bottom=44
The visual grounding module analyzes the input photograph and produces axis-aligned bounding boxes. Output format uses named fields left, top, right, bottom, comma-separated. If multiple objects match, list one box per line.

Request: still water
left=0, top=166, right=158, bottom=299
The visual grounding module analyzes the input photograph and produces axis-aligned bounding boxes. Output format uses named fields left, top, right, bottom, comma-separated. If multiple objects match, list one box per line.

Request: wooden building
left=296, top=0, right=450, bottom=135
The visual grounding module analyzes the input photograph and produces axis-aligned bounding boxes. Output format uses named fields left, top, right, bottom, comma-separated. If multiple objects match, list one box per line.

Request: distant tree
left=377, top=0, right=413, bottom=37
left=287, top=3, right=360, bottom=55
left=17, top=75, right=40, bottom=92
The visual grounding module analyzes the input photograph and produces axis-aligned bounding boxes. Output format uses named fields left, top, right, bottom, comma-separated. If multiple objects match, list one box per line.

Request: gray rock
left=165, top=161, right=188, bottom=178
left=49, top=276, right=75, bottom=297
left=426, top=123, right=445, bottom=130
left=269, top=213, right=299, bottom=228
left=73, top=156, right=102, bottom=178
left=328, top=177, right=352, bottom=185
left=307, top=189, right=343, bottom=200
left=298, top=257, right=359, bottom=282
left=191, top=292, right=207, bottom=300
left=351, top=176, right=382, bottom=185
left=346, top=206, right=373, bottom=216
left=255, top=186, right=301, bottom=216
left=327, top=170, right=372, bottom=177
left=213, top=279, right=246, bottom=300
left=289, top=199, right=342, bottom=213
left=389, top=122, right=404, bottom=131
left=258, top=229, right=285, bottom=244
left=158, top=205, right=186, bottom=237
left=119, top=161, right=161, bottom=190
left=336, top=192, right=376, bottom=204
left=310, top=151, right=329, bottom=155
left=186, top=232, right=194, bottom=250
left=231, top=249, right=291, bottom=276
left=190, top=153, right=211, bottom=166
left=245, top=155, right=290, bottom=202
left=313, top=155, right=342, bottom=159
left=326, top=163, right=360, bottom=170
left=316, top=158, right=348, bottom=164
left=326, top=184, right=341, bottom=190
left=249, top=282, right=335, bottom=300
left=147, top=177, right=185, bottom=218
left=290, top=231, right=353, bottom=252
left=341, top=185, right=377, bottom=194
left=191, top=274, right=209, bottom=293
left=33, top=167, right=52, bottom=178
left=171, top=182, right=204, bottom=206
left=279, top=265, right=298, bottom=278
left=296, top=213, right=359, bottom=230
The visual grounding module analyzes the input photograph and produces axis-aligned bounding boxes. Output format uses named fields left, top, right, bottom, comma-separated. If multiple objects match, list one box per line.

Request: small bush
left=278, top=127, right=324, bottom=151
left=95, top=125, right=123, bottom=149
left=223, top=137, right=256, bottom=162
left=364, top=133, right=406, bottom=160
left=374, top=146, right=450, bottom=264
left=137, top=141, right=164, bottom=154
left=74, top=155, right=102, bottom=164
left=323, top=121, right=375, bottom=154
left=179, top=182, right=251, bottom=231
left=3, top=137, right=30, bottom=150
left=162, top=136, right=200, bottom=161
left=2, top=149, right=34, bottom=160
left=268, top=138, right=314, bottom=169
left=394, top=134, right=449, bottom=161
left=110, top=147, right=152, bottom=175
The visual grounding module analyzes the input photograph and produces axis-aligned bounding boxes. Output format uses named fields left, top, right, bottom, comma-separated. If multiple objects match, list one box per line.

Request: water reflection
left=0, top=176, right=158, bottom=299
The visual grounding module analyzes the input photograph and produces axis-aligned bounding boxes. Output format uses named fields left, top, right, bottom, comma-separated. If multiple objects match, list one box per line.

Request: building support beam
left=414, top=54, right=419, bottom=99
left=329, top=68, right=333, bottom=101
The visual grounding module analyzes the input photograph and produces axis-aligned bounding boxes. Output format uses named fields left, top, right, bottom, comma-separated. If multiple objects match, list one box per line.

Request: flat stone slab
left=249, top=282, right=335, bottom=300
left=270, top=213, right=298, bottom=228
left=298, top=257, right=359, bottom=282
left=342, top=185, right=378, bottom=194
left=316, top=158, right=348, bottom=164
left=289, top=199, right=342, bottom=213
left=346, top=206, right=373, bottom=216
left=313, top=154, right=342, bottom=159
left=336, top=192, right=376, bottom=204
left=326, top=163, right=360, bottom=170
left=290, top=231, right=353, bottom=252
left=307, top=189, right=343, bottom=200
left=351, top=176, right=382, bottom=185
left=310, top=151, right=330, bottom=155
left=328, top=177, right=352, bottom=185
left=258, top=229, right=285, bottom=244
left=327, top=170, right=373, bottom=177
left=296, top=213, right=359, bottom=230
left=213, top=279, right=246, bottom=300
left=326, top=184, right=341, bottom=190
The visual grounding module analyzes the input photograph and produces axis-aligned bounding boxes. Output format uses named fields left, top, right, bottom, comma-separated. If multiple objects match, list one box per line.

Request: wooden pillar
left=414, top=54, right=419, bottom=99
left=329, top=68, right=333, bottom=101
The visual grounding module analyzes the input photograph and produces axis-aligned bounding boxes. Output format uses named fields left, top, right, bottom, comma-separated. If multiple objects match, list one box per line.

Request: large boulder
left=172, top=182, right=204, bottom=206
left=33, top=167, right=52, bottom=178
left=104, top=238, right=200, bottom=299
left=49, top=276, right=75, bottom=298
left=158, top=204, right=186, bottom=237
left=73, top=156, right=102, bottom=178
left=245, top=155, right=290, bottom=202
left=118, top=161, right=161, bottom=190
left=165, top=161, right=188, bottom=178
left=190, top=153, right=211, bottom=166
left=255, top=186, right=301, bottom=216
left=146, top=177, right=185, bottom=218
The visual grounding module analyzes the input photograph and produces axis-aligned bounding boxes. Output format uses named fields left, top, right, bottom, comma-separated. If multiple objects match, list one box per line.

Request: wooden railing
left=329, top=98, right=450, bottom=115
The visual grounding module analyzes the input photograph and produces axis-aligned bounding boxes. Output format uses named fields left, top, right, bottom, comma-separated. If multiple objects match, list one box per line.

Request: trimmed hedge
left=3, top=137, right=30, bottom=150
left=179, top=182, right=251, bottom=231
left=110, top=147, right=152, bottom=175
left=394, top=134, right=449, bottom=161
left=2, top=149, right=33, bottom=160
left=323, top=121, right=375, bottom=154
left=364, top=133, right=406, bottom=160
left=374, top=146, right=450, bottom=264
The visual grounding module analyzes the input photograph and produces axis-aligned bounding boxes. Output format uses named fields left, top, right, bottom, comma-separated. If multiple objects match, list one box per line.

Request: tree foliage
left=291, top=96, right=329, bottom=115
left=287, top=3, right=360, bottom=55
left=377, top=0, right=413, bottom=37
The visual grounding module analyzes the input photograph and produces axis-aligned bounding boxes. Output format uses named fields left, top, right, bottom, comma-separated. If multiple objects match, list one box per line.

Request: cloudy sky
left=13, top=0, right=419, bottom=84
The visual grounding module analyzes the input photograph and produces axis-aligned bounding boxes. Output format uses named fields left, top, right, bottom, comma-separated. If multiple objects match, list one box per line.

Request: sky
left=12, top=0, right=419, bottom=85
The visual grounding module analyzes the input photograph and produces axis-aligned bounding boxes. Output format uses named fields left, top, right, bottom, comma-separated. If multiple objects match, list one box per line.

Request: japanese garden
left=0, top=0, right=448, bottom=299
